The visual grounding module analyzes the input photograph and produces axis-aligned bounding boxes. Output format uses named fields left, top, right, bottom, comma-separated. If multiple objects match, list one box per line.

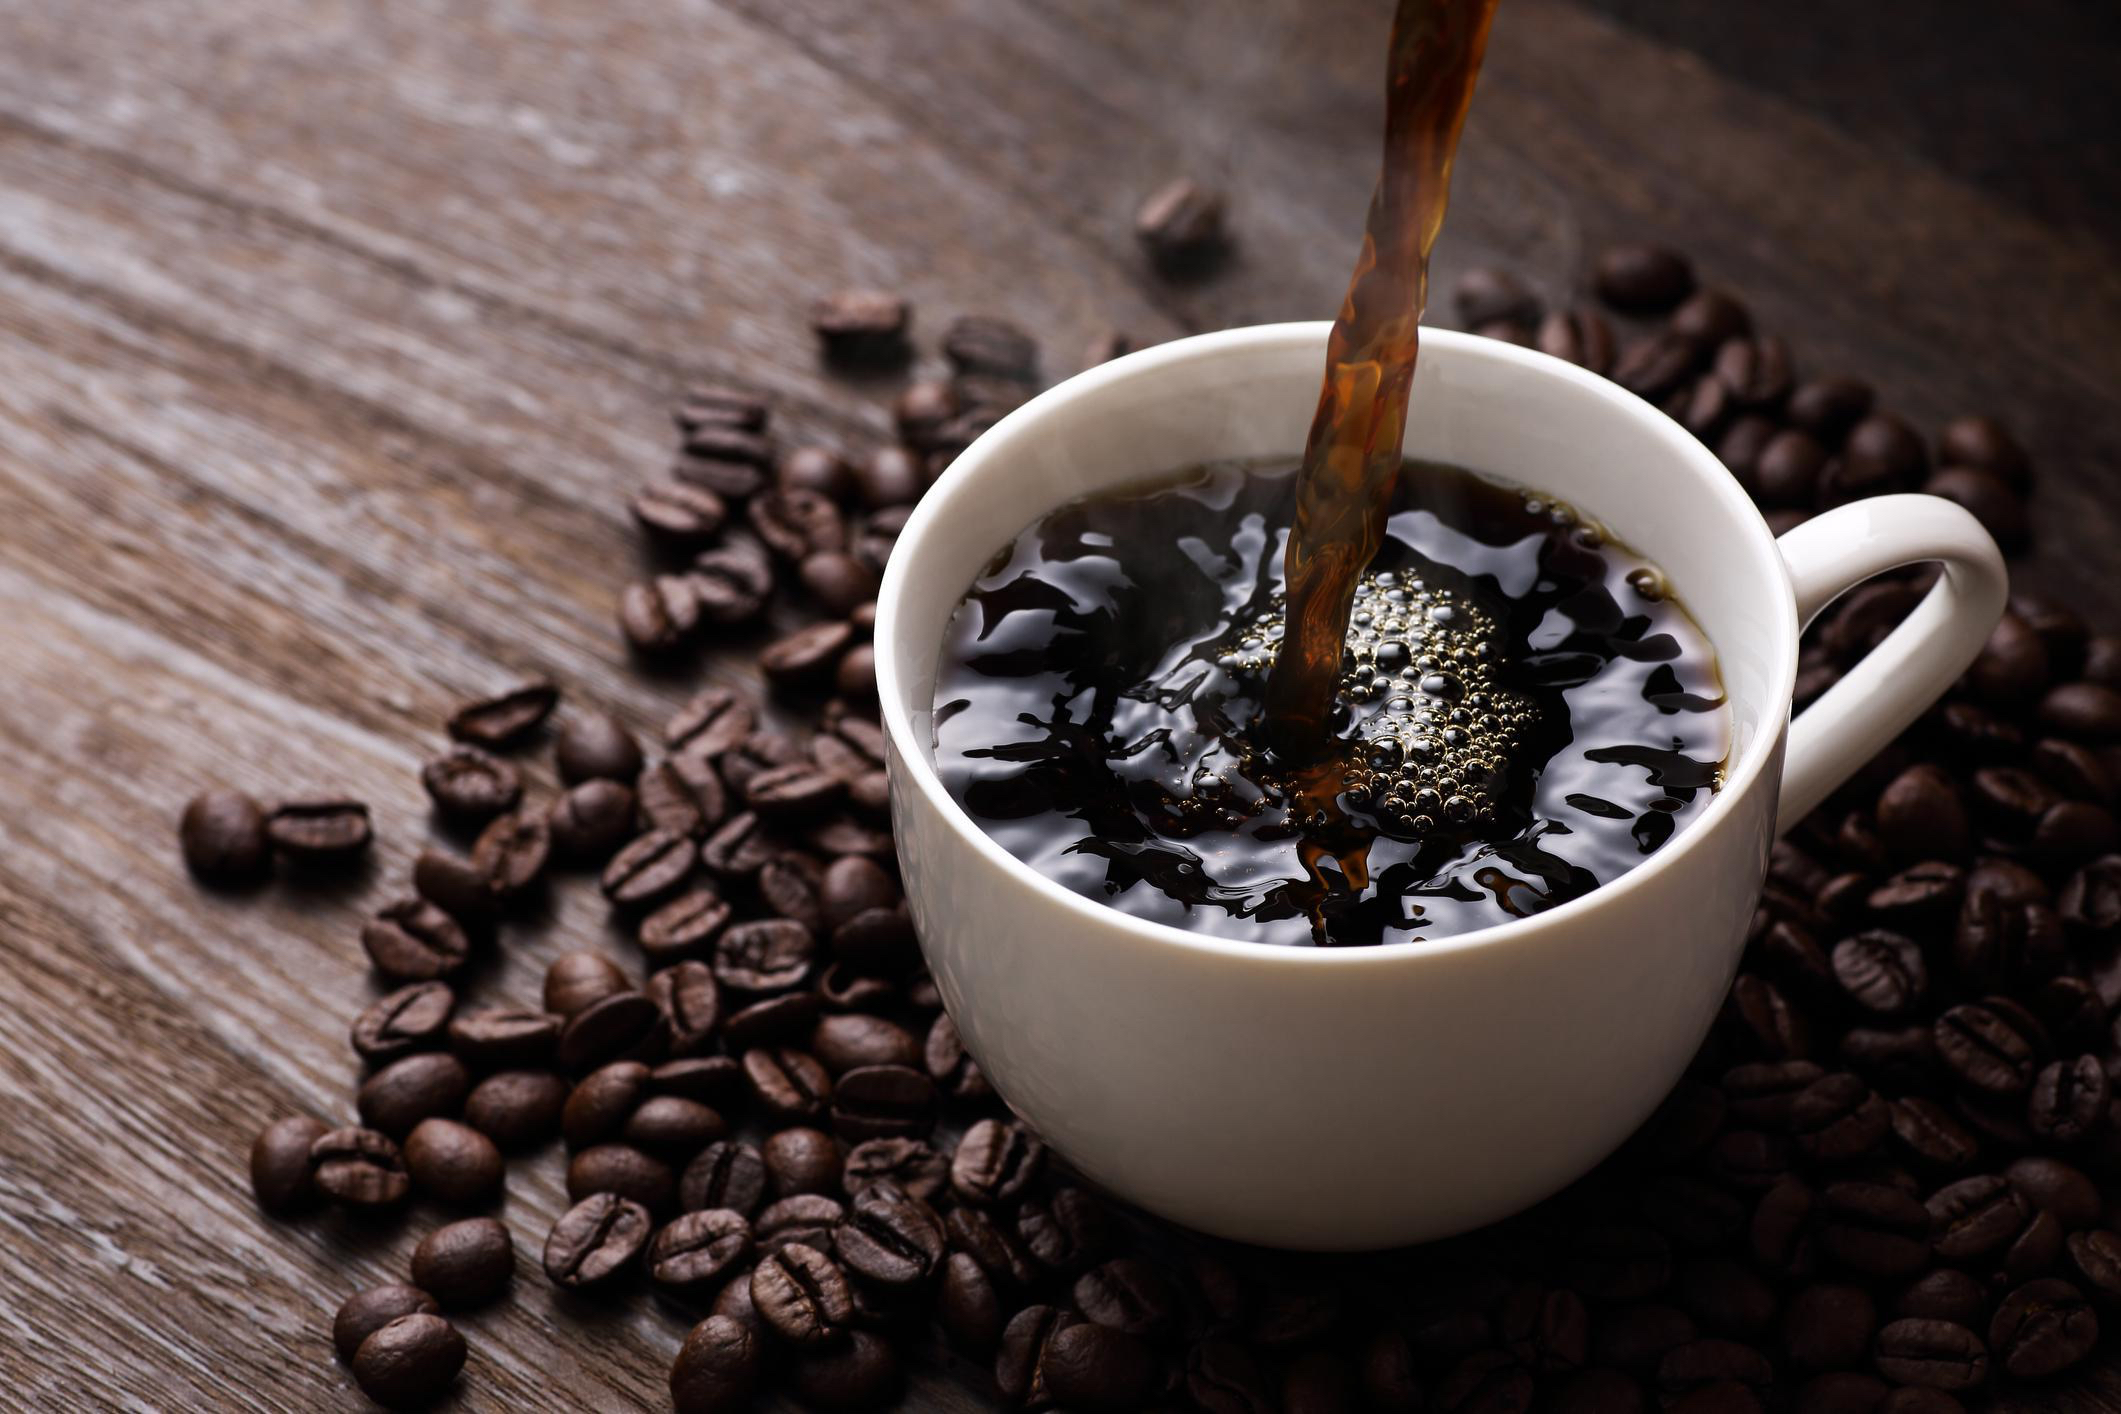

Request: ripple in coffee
left=933, top=458, right=1729, bottom=945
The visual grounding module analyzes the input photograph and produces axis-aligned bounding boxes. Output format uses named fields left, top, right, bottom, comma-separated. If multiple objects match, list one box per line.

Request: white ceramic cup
left=874, top=323, right=2006, bottom=1250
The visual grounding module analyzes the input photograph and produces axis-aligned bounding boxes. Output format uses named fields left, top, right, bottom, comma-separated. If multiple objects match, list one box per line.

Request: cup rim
left=874, top=321, right=1798, bottom=967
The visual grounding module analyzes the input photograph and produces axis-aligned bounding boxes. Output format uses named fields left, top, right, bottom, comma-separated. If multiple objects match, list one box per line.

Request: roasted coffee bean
left=1594, top=243, right=1694, bottom=312
left=1497, top=1282, right=1591, bottom=1369
left=180, top=788, right=271, bottom=883
left=743, top=1047, right=832, bottom=1122
left=1716, top=415, right=1779, bottom=487
left=714, top=919, right=816, bottom=994
left=1752, top=429, right=1825, bottom=508
left=640, top=887, right=733, bottom=966
left=807, top=816, right=893, bottom=858
left=667, top=687, right=756, bottom=761
left=334, top=1284, right=440, bottom=1364
left=1710, top=333, right=1791, bottom=408
left=943, top=314, right=1039, bottom=381
left=952, top=1118, right=1045, bottom=1204
left=811, top=288, right=909, bottom=365
left=563, top=1062, right=652, bottom=1149
left=1988, top=1278, right=2097, bottom=1378
left=651, top=1055, right=746, bottom=1110
left=265, top=797, right=372, bottom=860
left=681, top=1140, right=770, bottom=1217
left=1017, top=1186, right=1110, bottom=1275
left=725, top=992, right=826, bottom=1049
left=1536, top=307, right=1616, bottom=374
left=1818, top=1182, right=1930, bottom=1278
left=647, top=959, right=721, bottom=1057
left=1592, top=1304, right=1697, bottom=1373
left=1876, top=765, right=1968, bottom=862
left=558, top=990, right=670, bottom=1072
left=789, top=1329, right=901, bottom=1411
left=1888, top=1098, right=1980, bottom=1173
left=923, top=1012, right=990, bottom=1101
left=842, top=1137, right=948, bottom=1203
left=449, top=680, right=559, bottom=746
left=946, top=1206, right=1042, bottom=1291
left=1935, top=1002, right=2039, bottom=1094
left=1792, top=1073, right=1889, bottom=1160
left=760, top=621, right=853, bottom=687
left=669, top=1314, right=762, bottom=1414
left=1186, top=1337, right=1275, bottom=1414
left=545, top=1191, right=651, bottom=1287
left=1040, top=1320, right=1157, bottom=1410
left=1833, top=931, right=1928, bottom=1015
left=756, top=1193, right=844, bottom=1256
left=621, top=574, right=703, bottom=652
left=811, top=1014, right=920, bottom=1075
left=798, top=550, right=879, bottom=617
left=420, top=746, right=520, bottom=824
left=544, top=951, right=631, bottom=1019
left=637, top=759, right=726, bottom=841
left=830, top=1063, right=936, bottom=1141
left=1727, top=975, right=1811, bottom=1061
left=1136, top=176, right=1227, bottom=267
left=623, top=1096, right=726, bottom=1157
left=1452, top=267, right=1540, bottom=327
left=752, top=1243, right=855, bottom=1346
left=1927, top=1174, right=2027, bottom=1260
left=2027, top=1055, right=2109, bottom=1143
left=1867, top=862, right=1963, bottom=922
left=996, top=1304, right=1076, bottom=1406
left=777, top=445, right=856, bottom=501
left=411, top=1216, right=513, bottom=1307
left=1971, top=766, right=2060, bottom=830
left=1075, top=1256, right=1177, bottom=1338
left=402, top=1118, right=503, bottom=1206
left=2026, top=977, right=2107, bottom=1053
left=633, top=478, right=728, bottom=546
left=1872, top=1319, right=1988, bottom=1391
left=358, top=1051, right=471, bottom=1137
left=815, top=855, right=893, bottom=925
left=2040, top=681, right=2121, bottom=742
left=1938, top=415, right=2031, bottom=491
left=2005, top=1156, right=2102, bottom=1228
left=1671, top=288, right=1751, bottom=345
left=1894, top=1270, right=1987, bottom=1328
left=755, top=854, right=825, bottom=933
left=1788, top=375, right=1875, bottom=439
left=701, top=812, right=776, bottom=878
left=650, top=1208, right=754, bottom=1292
left=2065, top=1229, right=2121, bottom=1302
left=1927, top=467, right=2028, bottom=552
left=447, top=1005, right=560, bottom=1069
left=1656, top=1338, right=1771, bottom=1403
left=854, top=445, right=924, bottom=509
left=760, top=1126, right=841, bottom=1198
left=463, top=1069, right=566, bottom=1150
left=939, top=1251, right=1005, bottom=1352
left=552, top=711, right=643, bottom=787
left=250, top=1115, right=328, bottom=1214
left=310, top=1127, right=411, bottom=1207
left=601, top=828, right=697, bottom=909
left=411, top=849, right=498, bottom=926
left=743, top=761, right=843, bottom=819
left=470, top=809, right=551, bottom=896
left=719, top=730, right=801, bottom=796
left=835, top=1179, right=946, bottom=1286
left=351, top=982, right=455, bottom=1066
left=750, top=487, right=846, bottom=563
left=688, top=541, right=774, bottom=622
left=827, top=906, right=916, bottom=974
left=1436, top=1351, right=1537, bottom=1414
left=568, top=1143, right=675, bottom=1211
left=1782, top=1283, right=1876, bottom=1373
left=1613, top=330, right=1702, bottom=399
left=350, top=1312, right=464, bottom=1408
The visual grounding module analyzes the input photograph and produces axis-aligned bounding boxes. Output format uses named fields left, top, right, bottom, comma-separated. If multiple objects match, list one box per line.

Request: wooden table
left=1, top=1, right=2115, bottom=1408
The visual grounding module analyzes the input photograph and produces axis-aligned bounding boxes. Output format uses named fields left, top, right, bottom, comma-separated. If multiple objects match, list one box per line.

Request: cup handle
left=1773, top=494, right=2009, bottom=827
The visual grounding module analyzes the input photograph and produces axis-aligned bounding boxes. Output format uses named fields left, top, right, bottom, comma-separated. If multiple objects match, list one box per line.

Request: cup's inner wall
left=888, top=326, right=1787, bottom=867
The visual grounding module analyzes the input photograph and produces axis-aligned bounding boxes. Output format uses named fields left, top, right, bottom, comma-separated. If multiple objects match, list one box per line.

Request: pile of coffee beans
left=203, top=257, right=2119, bottom=1412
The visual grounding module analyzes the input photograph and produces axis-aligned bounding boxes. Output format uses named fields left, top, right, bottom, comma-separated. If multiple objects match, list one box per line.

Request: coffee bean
left=942, top=313, right=1039, bottom=382
left=1987, top=1278, right=2097, bottom=1379
left=411, top=849, right=498, bottom=926
left=852, top=445, right=923, bottom=509
left=621, top=575, right=703, bottom=652
left=1671, top=289, right=1751, bottom=345
left=651, top=1055, right=745, bottom=1110
left=1436, top=1351, right=1536, bottom=1414
left=470, top=808, right=551, bottom=896
left=834, top=1179, right=945, bottom=1287
left=633, top=479, right=729, bottom=547
left=180, top=788, right=271, bottom=883
left=647, top=959, right=721, bottom=1057
left=996, top=1304, right=1076, bottom=1406
left=463, top=1069, right=565, bottom=1150
left=602, top=828, right=698, bottom=909
left=1832, top=931, right=1928, bottom=1016
left=809, top=1014, right=918, bottom=1075
left=351, top=982, right=454, bottom=1067
left=568, top=1143, right=675, bottom=1211
left=1041, top=1320, right=1157, bottom=1410
left=1136, top=177, right=1227, bottom=268
left=756, top=1193, right=844, bottom=1256
left=743, top=761, right=843, bottom=820
left=762, top=1126, right=842, bottom=1197
left=1876, top=765, right=1968, bottom=862
left=918, top=1012, right=989, bottom=1103
left=1017, top=1186, right=1110, bottom=1276
left=951, top=1118, right=1045, bottom=1205
left=2040, top=682, right=2121, bottom=742
left=667, top=687, right=756, bottom=761
left=351, top=1312, right=464, bottom=1408
left=563, top=1061, right=651, bottom=1148
left=627, top=1095, right=729, bottom=1161
left=842, top=1137, right=948, bottom=1205
left=1938, top=415, right=2031, bottom=492
left=420, top=746, right=520, bottom=824
left=310, top=1126, right=411, bottom=1207
left=1075, top=1256, right=1177, bottom=1338
left=401, top=1118, right=502, bottom=1206
left=1713, top=335, right=1792, bottom=409
left=669, top=1313, right=761, bottom=1414
left=1888, top=1097, right=1980, bottom=1173
left=544, top=951, right=630, bottom=1019
left=1872, top=1319, right=1988, bottom=1391
left=811, top=289, right=909, bottom=365
left=265, top=796, right=372, bottom=860
left=1782, top=1283, right=1876, bottom=1373
left=1926, top=467, right=2028, bottom=553
left=649, top=1208, right=754, bottom=1292
left=2065, top=1228, right=2121, bottom=1302
left=1727, top=975, right=1811, bottom=1061
left=1927, top=1174, right=2027, bottom=1260
left=640, top=887, right=733, bottom=966
left=760, top=621, right=853, bottom=687
left=789, top=1329, right=901, bottom=1411
left=1716, top=415, right=1779, bottom=487
left=545, top=1191, right=652, bottom=1287
left=250, top=1115, right=328, bottom=1214
left=449, top=679, right=559, bottom=746
left=1594, top=244, right=1694, bottom=312
left=714, top=919, right=815, bottom=994
left=410, top=1216, right=512, bottom=1308
left=2005, top=1156, right=2101, bottom=1229
left=683, top=544, right=771, bottom=627
left=1538, top=306, right=1618, bottom=375
left=750, top=487, right=846, bottom=565
left=1450, top=266, right=1539, bottom=327
left=1788, top=376, right=1875, bottom=439
left=743, top=1046, right=833, bottom=1122
left=1792, top=1073, right=1890, bottom=1161
left=1935, top=1002, right=2039, bottom=1094
left=1185, top=1337, right=1275, bottom=1414
left=1754, top=430, right=1826, bottom=508
left=1613, top=331, right=1703, bottom=399
left=752, top=1243, right=854, bottom=1346
left=447, top=1005, right=560, bottom=1069
left=725, top=991, right=826, bottom=1048
left=937, top=1251, right=1005, bottom=1352
left=635, top=759, right=725, bottom=842
left=2027, top=1055, right=2109, bottom=1143
left=1719, top=1060, right=1820, bottom=1127
left=793, top=551, right=876, bottom=618
left=1817, top=1182, right=1930, bottom=1278
left=831, top=1063, right=936, bottom=1141
left=358, top=1051, right=470, bottom=1137
left=334, top=1284, right=439, bottom=1364
left=681, top=1140, right=769, bottom=1217
left=558, top=990, right=670, bottom=1072
left=550, top=711, right=643, bottom=787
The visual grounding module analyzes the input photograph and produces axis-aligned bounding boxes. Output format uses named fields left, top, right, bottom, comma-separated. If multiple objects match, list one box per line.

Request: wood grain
left=0, top=0, right=2114, bottom=1409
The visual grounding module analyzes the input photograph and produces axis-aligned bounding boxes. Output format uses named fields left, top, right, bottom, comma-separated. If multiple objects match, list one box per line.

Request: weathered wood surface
left=0, top=0, right=2114, bottom=1408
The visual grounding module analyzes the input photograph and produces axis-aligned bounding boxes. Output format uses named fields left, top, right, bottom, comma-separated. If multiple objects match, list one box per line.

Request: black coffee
left=933, top=458, right=1729, bottom=946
